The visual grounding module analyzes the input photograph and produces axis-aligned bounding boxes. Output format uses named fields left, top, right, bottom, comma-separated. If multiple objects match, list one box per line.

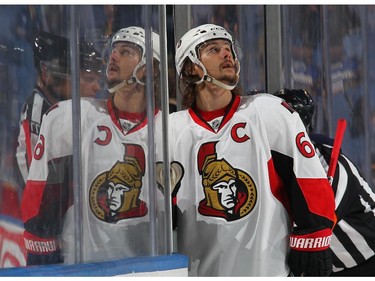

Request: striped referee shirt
left=310, top=133, right=375, bottom=273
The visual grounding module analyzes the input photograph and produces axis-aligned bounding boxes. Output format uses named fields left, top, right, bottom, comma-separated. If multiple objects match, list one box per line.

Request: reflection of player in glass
left=16, top=32, right=103, bottom=187
left=79, top=42, right=103, bottom=98
left=16, top=31, right=71, bottom=187
left=98, top=150, right=148, bottom=222
left=21, top=26, right=162, bottom=266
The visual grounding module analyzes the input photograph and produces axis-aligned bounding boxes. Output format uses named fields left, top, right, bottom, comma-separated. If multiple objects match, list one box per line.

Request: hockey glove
left=288, top=228, right=333, bottom=276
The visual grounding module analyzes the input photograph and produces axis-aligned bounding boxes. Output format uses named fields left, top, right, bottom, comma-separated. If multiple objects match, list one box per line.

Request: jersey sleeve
left=16, top=101, right=41, bottom=187
left=260, top=95, right=336, bottom=234
left=16, top=116, right=31, bottom=186
left=21, top=101, right=74, bottom=265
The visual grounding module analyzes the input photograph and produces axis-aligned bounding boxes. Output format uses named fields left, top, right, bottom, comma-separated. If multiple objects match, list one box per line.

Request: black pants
left=330, top=255, right=375, bottom=276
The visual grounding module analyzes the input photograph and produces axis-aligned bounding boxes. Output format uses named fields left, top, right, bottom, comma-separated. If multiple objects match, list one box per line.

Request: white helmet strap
left=107, top=77, right=137, bottom=94
left=203, top=75, right=237, bottom=91
left=192, top=58, right=240, bottom=91
left=107, top=59, right=147, bottom=94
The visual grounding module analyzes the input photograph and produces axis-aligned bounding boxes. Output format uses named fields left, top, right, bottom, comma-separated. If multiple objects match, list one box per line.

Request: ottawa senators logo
left=197, top=141, right=257, bottom=221
left=89, top=144, right=148, bottom=223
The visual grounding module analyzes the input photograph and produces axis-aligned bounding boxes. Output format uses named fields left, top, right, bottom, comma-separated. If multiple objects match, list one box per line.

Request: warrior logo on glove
left=197, top=141, right=257, bottom=221
left=89, top=143, right=148, bottom=223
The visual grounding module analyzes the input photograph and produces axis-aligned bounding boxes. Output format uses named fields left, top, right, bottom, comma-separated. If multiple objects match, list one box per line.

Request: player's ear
left=136, top=65, right=146, bottom=81
left=192, top=63, right=204, bottom=77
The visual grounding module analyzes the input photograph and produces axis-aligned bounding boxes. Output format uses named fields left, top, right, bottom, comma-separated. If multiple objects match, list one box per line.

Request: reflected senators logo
left=89, top=144, right=148, bottom=223
left=197, top=141, right=257, bottom=221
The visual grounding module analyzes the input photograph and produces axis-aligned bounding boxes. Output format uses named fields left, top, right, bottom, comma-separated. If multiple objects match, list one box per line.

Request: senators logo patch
left=89, top=144, right=148, bottom=223
left=197, top=142, right=257, bottom=221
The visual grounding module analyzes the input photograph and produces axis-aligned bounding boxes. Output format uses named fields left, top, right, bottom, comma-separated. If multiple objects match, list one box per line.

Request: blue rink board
left=0, top=254, right=188, bottom=276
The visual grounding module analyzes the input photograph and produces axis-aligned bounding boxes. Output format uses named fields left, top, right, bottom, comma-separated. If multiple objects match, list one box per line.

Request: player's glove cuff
left=288, top=228, right=333, bottom=276
left=24, top=231, right=62, bottom=265
left=290, top=227, right=332, bottom=251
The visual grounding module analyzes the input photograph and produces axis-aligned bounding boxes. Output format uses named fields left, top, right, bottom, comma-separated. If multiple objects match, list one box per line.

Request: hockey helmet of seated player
left=175, top=23, right=241, bottom=90
left=274, top=88, right=315, bottom=132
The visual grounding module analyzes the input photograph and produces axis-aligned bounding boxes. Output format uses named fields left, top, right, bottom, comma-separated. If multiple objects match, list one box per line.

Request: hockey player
left=21, top=26, right=163, bottom=265
left=274, top=88, right=375, bottom=276
left=170, top=24, right=336, bottom=276
left=16, top=32, right=104, bottom=187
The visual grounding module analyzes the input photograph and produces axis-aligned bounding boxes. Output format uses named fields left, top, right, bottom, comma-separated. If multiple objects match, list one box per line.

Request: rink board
left=0, top=253, right=188, bottom=276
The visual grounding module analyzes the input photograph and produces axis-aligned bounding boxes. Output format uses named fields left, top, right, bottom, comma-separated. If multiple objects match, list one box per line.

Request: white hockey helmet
left=106, top=26, right=160, bottom=93
left=175, top=24, right=240, bottom=90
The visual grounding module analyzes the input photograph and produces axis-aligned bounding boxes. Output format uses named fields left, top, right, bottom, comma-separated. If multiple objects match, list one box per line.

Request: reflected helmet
left=80, top=42, right=103, bottom=74
left=107, top=26, right=160, bottom=92
left=33, top=31, right=70, bottom=77
left=274, top=88, right=315, bottom=130
left=175, top=24, right=240, bottom=90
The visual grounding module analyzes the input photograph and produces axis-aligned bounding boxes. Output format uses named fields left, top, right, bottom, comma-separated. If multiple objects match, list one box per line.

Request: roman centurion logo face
left=89, top=143, right=148, bottom=223
left=197, top=141, right=257, bottom=221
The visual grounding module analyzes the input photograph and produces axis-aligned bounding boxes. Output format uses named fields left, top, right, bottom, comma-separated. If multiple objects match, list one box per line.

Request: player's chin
left=220, top=68, right=235, bottom=76
left=106, top=71, right=117, bottom=80
left=106, top=78, right=122, bottom=88
left=221, top=74, right=237, bottom=84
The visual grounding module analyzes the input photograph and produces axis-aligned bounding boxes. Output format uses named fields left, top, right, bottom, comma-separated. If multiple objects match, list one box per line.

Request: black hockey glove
left=288, top=228, right=333, bottom=276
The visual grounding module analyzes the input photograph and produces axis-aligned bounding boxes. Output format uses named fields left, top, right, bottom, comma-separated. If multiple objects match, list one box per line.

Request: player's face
left=106, top=42, right=142, bottom=87
left=80, top=71, right=101, bottom=97
left=212, top=178, right=237, bottom=210
left=198, top=39, right=237, bottom=84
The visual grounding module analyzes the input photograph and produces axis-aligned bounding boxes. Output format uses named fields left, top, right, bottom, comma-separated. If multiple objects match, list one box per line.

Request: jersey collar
left=188, top=94, right=240, bottom=133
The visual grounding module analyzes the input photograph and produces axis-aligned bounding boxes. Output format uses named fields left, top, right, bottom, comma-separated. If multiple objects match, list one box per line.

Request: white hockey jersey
left=21, top=97, right=166, bottom=264
left=168, top=93, right=336, bottom=276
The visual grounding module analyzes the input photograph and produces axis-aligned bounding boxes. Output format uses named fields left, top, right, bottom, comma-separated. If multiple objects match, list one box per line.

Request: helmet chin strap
left=195, top=59, right=240, bottom=91
left=107, top=77, right=137, bottom=94
left=106, top=60, right=146, bottom=94
left=203, top=74, right=239, bottom=91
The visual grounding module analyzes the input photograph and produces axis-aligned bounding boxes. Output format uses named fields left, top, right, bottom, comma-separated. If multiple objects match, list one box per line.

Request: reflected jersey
left=16, top=86, right=54, bottom=187
left=21, top=98, right=164, bottom=265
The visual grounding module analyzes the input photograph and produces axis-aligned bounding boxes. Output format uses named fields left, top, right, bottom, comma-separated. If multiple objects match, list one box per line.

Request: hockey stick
left=327, top=118, right=347, bottom=184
